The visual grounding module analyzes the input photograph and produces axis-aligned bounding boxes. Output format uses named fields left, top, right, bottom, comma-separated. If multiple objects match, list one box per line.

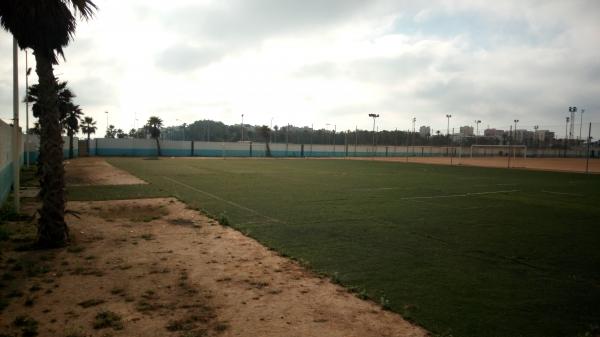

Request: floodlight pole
left=105, top=111, right=109, bottom=135
left=514, top=119, right=519, bottom=144
left=475, top=120, right=481, bottom=145
left=586, top=122, right=592, bottom=174
left=25, top=49, right=30, bottom=168
left=241, top=114, right=244, bottom=142
left=446, top=114, right=452, bottom=136
left=565, top=116, right=570, bottom=158
left=333, top=124, right=336, bottom=155
left=12, top=38, right=20, bottom=212
left=508, top=125, right=512, bottom=168
left=412, top=117, right=416, bottom=156
left=579, top=109, right=584, bottom=141
left=368, top=114, right=379, bottom=155
left=534, top=125, right=539, bottom=157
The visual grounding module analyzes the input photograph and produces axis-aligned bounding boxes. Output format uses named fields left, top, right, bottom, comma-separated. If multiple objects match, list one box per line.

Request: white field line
left=162, top=176, right=282, bottom=224
left=400, top=189, right=520, bottom=200
left=540, top=190, right=583, bottom=197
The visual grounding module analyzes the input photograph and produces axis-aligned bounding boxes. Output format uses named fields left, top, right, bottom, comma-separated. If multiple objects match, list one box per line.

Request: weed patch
left=93, top=310, right=123, bottom=330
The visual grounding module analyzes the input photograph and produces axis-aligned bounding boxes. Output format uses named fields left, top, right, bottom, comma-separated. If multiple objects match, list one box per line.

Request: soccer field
left=82, top=158, right=600, bottom=337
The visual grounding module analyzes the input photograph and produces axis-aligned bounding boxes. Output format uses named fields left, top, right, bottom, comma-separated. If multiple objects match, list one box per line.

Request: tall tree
left=105, top=124, right=117, bottom=138
left=259, top=125, right=272, bottom=157
left=63, top=104, right=82, bottom=159
left=1, top=0, right=97, bottom=247
left=146, top=116, right=163, bottom=156
left=81, top=116, right=97, bottom=154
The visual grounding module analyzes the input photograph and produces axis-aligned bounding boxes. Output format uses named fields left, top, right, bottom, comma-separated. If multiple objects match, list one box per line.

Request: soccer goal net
left=470, top=145, right=527, bottom=158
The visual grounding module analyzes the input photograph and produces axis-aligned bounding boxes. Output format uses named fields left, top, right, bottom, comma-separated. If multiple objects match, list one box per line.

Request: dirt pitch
left=65, top=157, right=147, bottom=185
left=0, top=158, right=427, bottom=337
left=347, top=156, right=600, bottom=173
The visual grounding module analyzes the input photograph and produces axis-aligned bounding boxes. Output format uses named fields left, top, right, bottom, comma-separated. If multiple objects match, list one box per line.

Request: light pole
left=568, top=107, right=577, bottom=141
left=241, top=114, right=244, bottom=142
left=565, top=116, right=570, bottom=157
left=474, top=120, right=481, bottom=145
left=12, top=37, right=20, bottom=211
left=579, top=109, right=584, bottom=140
left=412, top=117, right=416, bottom=155
left=534, top=125, right=539, bottom=155
left=368, top=114, right=379, bottom=153
left=105, top=111, right=109, bottom=136
left=514, top=119, right=519, bottom=144
left=326, top=123, right=336, bottom=154
left=25, top=49, right=32, bottom=167
left=446, top=114, right=452, bottom=136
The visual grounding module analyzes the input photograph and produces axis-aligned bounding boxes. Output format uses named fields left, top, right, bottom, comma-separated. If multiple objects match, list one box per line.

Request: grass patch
left=13, top=315, right=38, bottom=337
left=93, top=310, right=123, bottom=330
left=75, top=157, right=600, bottom=337
left=67, top=184, right=169, bottom=201
left=78, top=298, right=106, bottom=308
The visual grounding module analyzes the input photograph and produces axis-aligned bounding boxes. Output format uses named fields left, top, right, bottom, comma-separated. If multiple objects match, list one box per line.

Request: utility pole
left=12, top=38, right=20, bottom=211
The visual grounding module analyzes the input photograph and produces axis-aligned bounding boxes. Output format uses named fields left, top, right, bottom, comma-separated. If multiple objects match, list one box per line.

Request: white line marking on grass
left=400, top=189, right=520, bottom=200
left=541, top=190, right=583, bottom=197
left=162, top=176, right=282, bottom=224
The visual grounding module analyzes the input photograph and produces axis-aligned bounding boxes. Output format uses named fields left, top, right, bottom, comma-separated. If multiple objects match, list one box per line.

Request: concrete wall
left=1, top=121, right=78, bottom=206
left=1, top=120, right=23, bottom=206
left=88, top=138, right=600, bottom=159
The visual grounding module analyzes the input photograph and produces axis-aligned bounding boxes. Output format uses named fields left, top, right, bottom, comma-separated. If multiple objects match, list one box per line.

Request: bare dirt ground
left=64, top=157, right=147, bottom=185
left=347, top=156, right=600, bottom=173
left=0, top=158, right=427, bottom=337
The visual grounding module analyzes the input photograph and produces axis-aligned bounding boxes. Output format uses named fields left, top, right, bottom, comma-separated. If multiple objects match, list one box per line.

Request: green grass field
left=71, top=158, right=600, bottom=337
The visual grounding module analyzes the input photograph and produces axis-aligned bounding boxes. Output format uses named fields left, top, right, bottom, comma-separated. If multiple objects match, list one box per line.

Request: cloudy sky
left=1, top=0, right=599, bottom=137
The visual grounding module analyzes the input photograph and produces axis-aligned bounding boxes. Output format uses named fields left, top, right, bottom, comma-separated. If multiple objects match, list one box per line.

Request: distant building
left=534, top=130, right=555, bottom=143
left=514, top=129, right=534, bottom=143
left=460, top=126, right=474, bottom=136
left=419, top=126, right=431, bottom=138
left=484, top=128, right=503, bottom=137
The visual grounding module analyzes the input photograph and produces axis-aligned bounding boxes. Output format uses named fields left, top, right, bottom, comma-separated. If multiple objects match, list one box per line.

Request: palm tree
left=259, top=125, right=272, bottom=157
left=1, top=0, right=97, bottom=247
left=81, top=116, right=97, bottom=154
left=63, top=104, right=82, bottom=159
left=105, top=125, right=117, bottom=138
left=25, top=81, right=73, bottom=119
left=146, top=116, right=163, bottom=156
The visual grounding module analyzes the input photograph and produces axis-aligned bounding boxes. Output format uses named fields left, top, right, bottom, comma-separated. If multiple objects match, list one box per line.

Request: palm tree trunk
left=155, top=137, right=162, bottom=156
left=68, top=131, right=74, bottom=159
left=87, top=133, right=91, bottom=155
left=34, top=51, right=68, bottom=247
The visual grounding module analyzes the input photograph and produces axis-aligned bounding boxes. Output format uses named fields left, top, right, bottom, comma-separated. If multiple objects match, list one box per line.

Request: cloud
left=155, top=44, right=223, bottom=73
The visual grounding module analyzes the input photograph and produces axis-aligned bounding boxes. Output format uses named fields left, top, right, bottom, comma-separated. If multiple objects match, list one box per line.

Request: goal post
left=470, top=145, right=527, bottom=159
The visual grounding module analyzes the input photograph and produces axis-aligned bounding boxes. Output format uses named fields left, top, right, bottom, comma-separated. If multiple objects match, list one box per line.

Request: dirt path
left=0, top=158, right=427, bottom=337
left=65, top=157, right=147, bottom=185
left=346, top=156, right=600, bottom=173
